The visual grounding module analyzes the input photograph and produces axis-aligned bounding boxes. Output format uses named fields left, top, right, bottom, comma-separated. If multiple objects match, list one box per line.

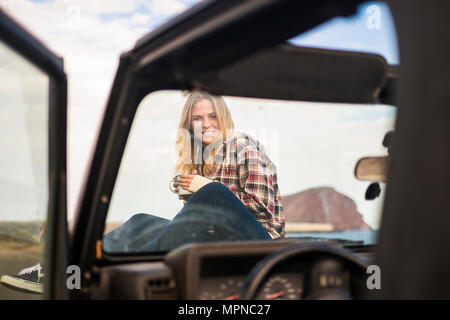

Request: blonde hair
left=175, top=91, right=234, bottom=175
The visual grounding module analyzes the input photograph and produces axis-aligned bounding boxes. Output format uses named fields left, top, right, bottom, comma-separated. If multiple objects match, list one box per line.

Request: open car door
left=0, top=9, right=68, bottom=299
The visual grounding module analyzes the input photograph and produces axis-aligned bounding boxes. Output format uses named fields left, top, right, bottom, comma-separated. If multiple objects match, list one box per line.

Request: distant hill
left=281, top=187, right=370, bottom=230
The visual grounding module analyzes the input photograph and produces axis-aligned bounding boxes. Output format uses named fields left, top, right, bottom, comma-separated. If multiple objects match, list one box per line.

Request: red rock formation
left=281, top=187, right=370, bottom=230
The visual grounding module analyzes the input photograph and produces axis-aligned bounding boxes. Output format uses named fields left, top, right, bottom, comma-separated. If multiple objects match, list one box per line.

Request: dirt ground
left=0, top=219, right=126, bottom=300
left=0, top=234, right=43, bottom=299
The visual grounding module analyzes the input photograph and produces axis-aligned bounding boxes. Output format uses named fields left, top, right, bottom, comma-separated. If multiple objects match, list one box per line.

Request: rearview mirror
left=354, top=156, right=389, bottom=182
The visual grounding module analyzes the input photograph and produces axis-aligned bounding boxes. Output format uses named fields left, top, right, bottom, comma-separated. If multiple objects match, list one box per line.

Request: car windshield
left=101, top=1, right=398, bottom=254
left=102, top=91, right=395, bottom=253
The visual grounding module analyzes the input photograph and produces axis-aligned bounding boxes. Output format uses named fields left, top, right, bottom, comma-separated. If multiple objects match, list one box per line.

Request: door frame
left=0, top=9, right=68, bottom=299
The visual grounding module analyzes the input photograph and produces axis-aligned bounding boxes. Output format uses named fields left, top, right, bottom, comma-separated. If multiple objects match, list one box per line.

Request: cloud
left=81, top=0, right=141, bottom=15
left=145, top=0, right=189, bottom=18
left=0, top=0, right=201, bottom=219
left=131, top=12, right=152, bottom=26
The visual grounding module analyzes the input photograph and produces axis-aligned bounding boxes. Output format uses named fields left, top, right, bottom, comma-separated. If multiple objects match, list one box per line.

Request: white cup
left=169, top=174, right=193, bottom=200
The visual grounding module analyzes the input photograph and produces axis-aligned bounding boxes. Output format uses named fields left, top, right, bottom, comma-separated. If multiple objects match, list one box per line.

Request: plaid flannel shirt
left=202, top=131, right=286, bottom=239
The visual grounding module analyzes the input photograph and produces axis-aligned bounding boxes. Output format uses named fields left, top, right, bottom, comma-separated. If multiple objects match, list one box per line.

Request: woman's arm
left=237, top=144, right=285, bottom=239
left=175, top=169, right=215, bottom=194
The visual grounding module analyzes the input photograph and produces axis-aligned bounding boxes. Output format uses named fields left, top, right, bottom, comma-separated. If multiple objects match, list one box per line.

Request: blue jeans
left=103, top=182, right=271, bottom=252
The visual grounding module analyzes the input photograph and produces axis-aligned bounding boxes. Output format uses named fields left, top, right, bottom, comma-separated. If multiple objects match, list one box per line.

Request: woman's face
left=191, top=98, right=219, bottom=146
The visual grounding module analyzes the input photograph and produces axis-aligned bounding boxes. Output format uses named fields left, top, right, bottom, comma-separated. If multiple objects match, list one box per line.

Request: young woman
left=103, top=90, right=286, bottom=252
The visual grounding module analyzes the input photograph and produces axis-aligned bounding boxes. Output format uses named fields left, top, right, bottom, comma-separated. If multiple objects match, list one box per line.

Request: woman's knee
left=129, top=213, right=148, bottom=222
left=186, top=182, right=237, bottom=205
left=196, top=181, right=234, bottom=197
left=120, top=213, right=170, bottom=231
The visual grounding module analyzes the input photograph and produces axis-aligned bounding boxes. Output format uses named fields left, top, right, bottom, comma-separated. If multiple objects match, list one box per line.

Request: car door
left=0, top=9, right=68, bottom=299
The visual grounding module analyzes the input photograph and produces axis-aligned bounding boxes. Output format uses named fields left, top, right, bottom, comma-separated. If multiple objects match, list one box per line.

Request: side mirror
left=355, top=130, right=393, bottom=200
left=365, top=182, right=381, bottom=200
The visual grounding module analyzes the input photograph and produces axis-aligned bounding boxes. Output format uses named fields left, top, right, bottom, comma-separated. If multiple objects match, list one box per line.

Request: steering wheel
left=240, top=241, right=370, bottom=300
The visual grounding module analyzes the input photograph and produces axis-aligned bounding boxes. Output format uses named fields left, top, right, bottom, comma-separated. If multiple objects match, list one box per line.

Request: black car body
left=1, top=0, right=449, bottom=300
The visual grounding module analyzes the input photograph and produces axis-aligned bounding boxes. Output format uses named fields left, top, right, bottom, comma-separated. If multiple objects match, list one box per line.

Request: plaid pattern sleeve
left=235, top=140, right=286, bottom=239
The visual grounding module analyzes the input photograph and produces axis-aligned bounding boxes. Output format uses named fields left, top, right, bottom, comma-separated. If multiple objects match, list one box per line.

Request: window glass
left=290, top=1, right=399, bottom=64
left=0, top=41, right=49, bottom=299
left=107, top=91, right=186, bottom=224
left=104, top=90, right=395, bottom=253
left=103, top=1, right=398, bottom=254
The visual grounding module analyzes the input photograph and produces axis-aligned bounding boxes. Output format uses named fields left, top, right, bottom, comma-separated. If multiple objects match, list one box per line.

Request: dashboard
left=195, top=253, right=306, bottom=300
left=90, top=239, right=374, bottom=300
left=198, top=272, right=304, bottom=300
left=164, top=239, right=374, bottom=300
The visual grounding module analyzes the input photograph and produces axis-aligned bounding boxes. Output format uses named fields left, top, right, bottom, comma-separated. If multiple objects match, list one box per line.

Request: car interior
left=1, top=0, right=450, bottom=300
left=69, top=0, right=394, bottom=300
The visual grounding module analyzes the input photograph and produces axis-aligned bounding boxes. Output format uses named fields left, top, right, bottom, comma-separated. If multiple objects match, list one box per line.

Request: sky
left=0, top=0, right=398, bottom=229
left=291, top=1, right=398, bottom=64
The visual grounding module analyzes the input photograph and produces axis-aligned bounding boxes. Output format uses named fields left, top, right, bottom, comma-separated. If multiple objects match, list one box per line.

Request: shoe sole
left=0, top=275, right=43, bottom=294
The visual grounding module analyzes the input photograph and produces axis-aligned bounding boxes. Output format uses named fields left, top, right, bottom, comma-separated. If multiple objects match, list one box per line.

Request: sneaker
left=0, top=263, right=44, bottom=294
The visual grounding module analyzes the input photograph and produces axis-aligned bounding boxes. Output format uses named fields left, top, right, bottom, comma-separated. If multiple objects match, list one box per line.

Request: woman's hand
left=176, top=169, right=198, bottom=190
left=172, top=170, right=198, bottom=199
